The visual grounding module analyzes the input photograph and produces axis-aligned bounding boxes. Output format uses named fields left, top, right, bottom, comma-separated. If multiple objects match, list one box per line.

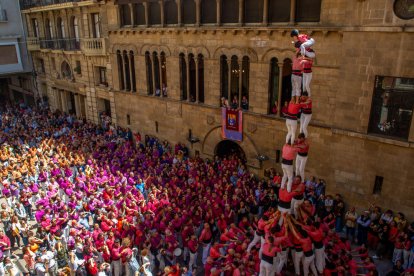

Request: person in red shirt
left=291, top=50, right=303, bottom=104
left=291, top=29, right=316, bottom=59
left=285, top=100, right=301, bottom=145
left=259, top=236, right=280, bottom=276
left=290, top=176, right=305, bottom=218
left=278, top=186, right=302, bottom=215
left=288, top=216, right=318, bottom=276
left=281, top=141, right=299, bottom=192
left=247, top=215, right=270, bottom=253
left=110, top=239, right=122, bottom=276
left=199, top=223, right=212, bottom=265
left=294, top=133, right=310, bottom=181
left=300, top=57, right=313, bottom=97
left=299, top=92, right=312, bottom=138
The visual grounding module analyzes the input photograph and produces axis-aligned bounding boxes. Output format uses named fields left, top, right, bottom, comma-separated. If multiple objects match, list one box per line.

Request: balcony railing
left=20, top=0, right=83, bottom=10
left=27, top=37, right=40, bottom=51
left=81, top=38, right=107, bottom=56
left=39, top=38, right=80, bottom=51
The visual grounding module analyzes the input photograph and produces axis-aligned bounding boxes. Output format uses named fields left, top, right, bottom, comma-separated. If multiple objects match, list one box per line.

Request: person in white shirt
left=40, top=247, right=57, bottom=276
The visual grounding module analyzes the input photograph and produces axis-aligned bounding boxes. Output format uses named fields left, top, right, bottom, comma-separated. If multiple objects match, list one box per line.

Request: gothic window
left=120, top=4, right=132, bottom=26
left=201, top=0, right=216, bottom=24
left=269, top=0, right=291, bottom=22
left=149, top=2, right=161, bottom=25
left=268, top=58, right=280, bottom=114
left=179, top=53, right=187, bottom=100
left=221, top=0, right=238, bottom=23
left=296, top=0, right=322, bottom=22
left=134, top=3, right=146, bottom=25
left=244, top=0, right=263, bottom=23
left=165, top=0, right=178, bottom=25
left=145, top=51, right=153, bottom=95
left=182, top=0, right=196, bottom=24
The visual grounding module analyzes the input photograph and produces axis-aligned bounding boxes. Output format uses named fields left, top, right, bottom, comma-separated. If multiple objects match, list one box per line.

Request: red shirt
left=282, top=144, right=298, bottom=161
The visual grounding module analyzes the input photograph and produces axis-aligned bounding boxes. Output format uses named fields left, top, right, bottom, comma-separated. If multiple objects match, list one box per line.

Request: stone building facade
left=23, top=0, right=414, bottom=218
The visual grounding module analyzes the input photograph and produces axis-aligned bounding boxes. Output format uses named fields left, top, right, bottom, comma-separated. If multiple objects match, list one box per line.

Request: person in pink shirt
left=281, top=141, right=299, bottom=192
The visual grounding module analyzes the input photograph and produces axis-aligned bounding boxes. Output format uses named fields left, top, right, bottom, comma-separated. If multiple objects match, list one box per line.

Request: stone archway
left=215, top=140, right=247, bottom=163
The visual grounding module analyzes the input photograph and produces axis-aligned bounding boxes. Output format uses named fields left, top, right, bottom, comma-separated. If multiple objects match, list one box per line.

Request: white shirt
left=41, top=251, right=56, bottom=269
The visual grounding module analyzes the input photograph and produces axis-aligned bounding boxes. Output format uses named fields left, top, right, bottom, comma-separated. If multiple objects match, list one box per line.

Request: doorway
left=215, top=140, right=246, bottom=163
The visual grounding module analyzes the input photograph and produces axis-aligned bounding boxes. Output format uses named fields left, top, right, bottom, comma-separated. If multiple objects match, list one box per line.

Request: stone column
left=158, top=55, right=163, bottom=96
left=227, top=58, right=231, bottom=101
left=238, top=59, right=242, bottom=107
left=195, top=56, right=199, bottom=103
left=216, top=0, right=221, bottom=25
left=144, top=2, right=149, bottom=27
left=61, top=90, right=68, bottom=113
left=122, top=53, right=127, bottom=90
left=277, top=62, right=283, bottom=116
left=176, top=0, right=182, bottom=26
left=129, top=3, right=135, bottom=26
left=290, top=0, right=296, bottom=24
left=74, top=94, right=81, bottom=118
left=238, top=0, right=244, bottom=25
left=186, top=56, right=190, bottom=101
left=195, top=0, right=201, bottom=26
left=151, top=54, right=156, bottom=95
left=263, top=0, right=268, bottom=25
left=128, top=53, right=134, bottom=91
left=159, top=1, right=165, bottom=26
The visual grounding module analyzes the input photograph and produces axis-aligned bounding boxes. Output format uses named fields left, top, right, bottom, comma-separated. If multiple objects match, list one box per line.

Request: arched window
left=123, top=50, right=131, bottom=91
left=57, top=17, right=65, bottom=38
left=160, top=52, right=167, bottom=97
left=281, top=58, right=292, bottom=108
left=31, top=18, right=39, bottom=37
left=152, top=52, right=160, bottom=96
left=220, top=55, right=229, bottom=103
left=149, top=2, right=161, bottom=25
left=244, top=0, right=263, bottom=23
left=179, top=53, right=187, bottom=100
left=201, top=0, right=216, bottom=24
left=188, top=54, right=196, bottom=102
left=241, top=56, right=249, bottom=110
left=198, top=54, right=204, bottom=103
left=165, top=1, right=178, bottom=25
left=134, top=3, right=146, bottom=25
left=268, top=57, right=279, bottom=114
left=182, top=0, right=196, bottom=24
left=120, top=4, right=132, bottom=26
left=296, top=0, right=322, bottom=22
left=145, top=51, right=153, bottom=95
left=230, top=56, right=239, bottom=107
left=117, top=50, right=124, bottom=90
left=46, top=19, right=53, bottom=38
left=130, top=51, right=136, bottom=92
left=61, top=61, right=72, bottom=80
left=269, top=0, right=291, bottom=22
left=222, top=0, right=238, bottom=23
left=71, top=17, right=80, bottom=42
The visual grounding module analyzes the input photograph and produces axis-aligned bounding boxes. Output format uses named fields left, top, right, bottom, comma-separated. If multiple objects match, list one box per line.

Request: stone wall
left=105, top=0, right=414, bottom=218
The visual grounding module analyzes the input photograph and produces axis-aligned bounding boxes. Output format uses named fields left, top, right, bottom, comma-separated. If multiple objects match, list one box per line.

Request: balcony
left=27, top=37, right=40, bottom=51
left=20, top=0, right=83, bottom=10
left=81, top=38, right=107, bottom=56
left=39, top=38, right=80, bottom=51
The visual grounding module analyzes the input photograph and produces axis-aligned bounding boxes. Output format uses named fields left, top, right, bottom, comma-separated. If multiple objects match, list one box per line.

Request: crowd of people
left=0, top=101, right=412, bottom=276
left=0, top=31, right=413, bottom=276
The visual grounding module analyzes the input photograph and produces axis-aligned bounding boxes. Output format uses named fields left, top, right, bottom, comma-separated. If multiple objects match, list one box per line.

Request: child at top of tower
left=291, top=29, right=315, bottom=59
